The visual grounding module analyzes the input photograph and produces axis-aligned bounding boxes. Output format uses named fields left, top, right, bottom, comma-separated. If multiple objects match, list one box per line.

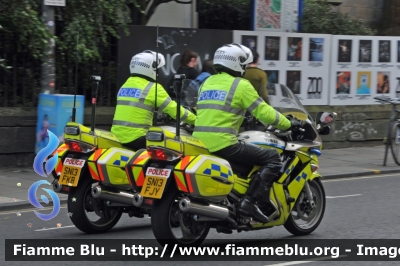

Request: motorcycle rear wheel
left=67, top=177, right=123, bottom=234
left=151, top=185, right=210, bottom=249
left=284, top=178, right=325, bottom=236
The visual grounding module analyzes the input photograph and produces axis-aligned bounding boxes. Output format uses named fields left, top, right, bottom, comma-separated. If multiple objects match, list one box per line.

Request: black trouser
left=123, top=136, right=146, bottom=151
left=212, top=141, right=282, bottom=184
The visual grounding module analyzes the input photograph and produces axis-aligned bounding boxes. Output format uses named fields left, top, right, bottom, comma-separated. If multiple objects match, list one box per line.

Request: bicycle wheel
left=390, top=121, right=400, bottom=166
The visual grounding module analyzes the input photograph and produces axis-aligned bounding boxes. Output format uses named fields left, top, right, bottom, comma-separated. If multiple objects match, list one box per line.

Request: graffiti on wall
left=334, top=113, right=379, bottom=141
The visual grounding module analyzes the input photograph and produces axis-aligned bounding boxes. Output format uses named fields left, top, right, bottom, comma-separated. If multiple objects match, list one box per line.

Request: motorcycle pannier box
left=179, top=155, right=235, bottom=199
left=96, top=148, right=136, bottom=187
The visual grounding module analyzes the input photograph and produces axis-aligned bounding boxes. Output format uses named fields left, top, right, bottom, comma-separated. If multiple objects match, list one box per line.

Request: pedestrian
left=243, top=49, right=269, bottom=104
left=177, top=49, right=199, bottom=80
left=111, top=50, right=196, bottom=151
left=243, top=49, right=269, bottom=130
left=194, top=59, right=215, bottom=90
left=167, top=49, right=199, bottom=98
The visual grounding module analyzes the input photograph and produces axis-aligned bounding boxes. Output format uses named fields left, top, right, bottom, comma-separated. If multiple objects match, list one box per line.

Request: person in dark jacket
left=176, top=49, right=199, bottom=79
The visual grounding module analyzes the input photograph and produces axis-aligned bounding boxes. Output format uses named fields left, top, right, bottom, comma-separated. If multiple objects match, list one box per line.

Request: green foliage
left=0, top=0, right=51, bottom=61
left=301, top=0, right=376, bottom=35
left=198, top=0, right=252, bottom=30
left=56, top=0, right=132, bottom=64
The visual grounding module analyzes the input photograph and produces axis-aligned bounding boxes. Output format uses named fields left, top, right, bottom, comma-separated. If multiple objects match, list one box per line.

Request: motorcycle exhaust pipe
left=52, top=180, right=69, bottom=194
left=132, top=193, right=153, bottom=208
left=132, top=193, right=144, bottom=207
left=179, top=197, right=229, bottom=221
left=91, top=184, right=134, bottom=206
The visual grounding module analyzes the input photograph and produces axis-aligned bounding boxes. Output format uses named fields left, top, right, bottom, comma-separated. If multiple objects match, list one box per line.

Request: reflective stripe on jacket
left=192, top=72, right=291, bottom=152
left=111, top=76, right=196, bottom=144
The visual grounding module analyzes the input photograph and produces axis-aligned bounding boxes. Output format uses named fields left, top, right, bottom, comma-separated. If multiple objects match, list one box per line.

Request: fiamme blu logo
left=29, top=129, right=60, bottom=221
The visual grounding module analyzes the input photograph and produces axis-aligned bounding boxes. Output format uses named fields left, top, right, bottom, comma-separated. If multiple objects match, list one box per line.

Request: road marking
left=0, top=206, right=67, bottom=216
left=265, top=255, right=347, bottom=266
left=323, top=173, right=399, bottom=183
left=35, top=225, right=75, bottom=231
left=364, top=169, right=381, bottom=174
left=0, top=196, right=25, bottom=204
left=326, top=194, right=361, bottom=199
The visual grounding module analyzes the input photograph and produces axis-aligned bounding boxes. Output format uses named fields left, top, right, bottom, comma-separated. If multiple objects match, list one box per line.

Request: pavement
left=0, top=145, right=398, bottom=211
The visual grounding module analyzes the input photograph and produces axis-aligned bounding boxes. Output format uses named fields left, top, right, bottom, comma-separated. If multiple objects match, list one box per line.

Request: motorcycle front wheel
left=67, top=177, right=123, bottom=234
left=284, top=178, right=325, bottom=236
left=151, top=185, right=210, bottom=249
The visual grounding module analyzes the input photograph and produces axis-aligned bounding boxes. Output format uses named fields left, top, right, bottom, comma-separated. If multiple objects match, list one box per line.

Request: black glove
left=288, top=117, right=303, bottom=132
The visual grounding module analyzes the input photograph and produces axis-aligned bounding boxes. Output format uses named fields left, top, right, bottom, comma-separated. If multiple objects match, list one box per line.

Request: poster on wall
left=329, top=35, right=398, bottom=105
left=253, top=0, right=300, bottom=32
left=234, top=30, right=331, bottom=105
left=35, top=94, right=85, bottom=153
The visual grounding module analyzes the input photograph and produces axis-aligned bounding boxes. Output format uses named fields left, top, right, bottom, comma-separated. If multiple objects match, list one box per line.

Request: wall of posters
left=234, top=30, right=332, bottom=105
left=329, top=35, right=399, bottom=105
left=253, top=0, right=300, bottom=32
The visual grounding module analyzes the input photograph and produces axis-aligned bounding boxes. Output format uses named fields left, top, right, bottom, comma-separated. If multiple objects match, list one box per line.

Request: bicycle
left=374, top=95, right=400, bottom=166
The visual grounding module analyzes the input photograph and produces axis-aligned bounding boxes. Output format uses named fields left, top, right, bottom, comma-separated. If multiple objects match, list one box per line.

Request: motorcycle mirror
left=315, top=112, right=337, bottom=129
left=318, top=126, right=331, bottom=135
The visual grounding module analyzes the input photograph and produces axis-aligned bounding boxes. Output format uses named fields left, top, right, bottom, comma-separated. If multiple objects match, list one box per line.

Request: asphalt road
left=1, top=173, right=400, bottom=266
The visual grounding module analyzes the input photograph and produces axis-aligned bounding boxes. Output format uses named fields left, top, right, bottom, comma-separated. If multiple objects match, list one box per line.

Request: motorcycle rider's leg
left=213, top=142, right=282, bottom=223
left=238, top=173, right=270, bottom=223
left=123, top=136, right=146, bottom=151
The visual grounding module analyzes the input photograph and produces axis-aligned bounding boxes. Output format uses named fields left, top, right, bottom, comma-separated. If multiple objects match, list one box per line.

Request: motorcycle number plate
left=140, top=167, right=171, bottom=199
left=59, top=158, right=86, bottom=187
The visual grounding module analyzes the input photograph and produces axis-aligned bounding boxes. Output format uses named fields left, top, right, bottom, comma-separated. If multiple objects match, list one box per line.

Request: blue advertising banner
left=35, top=94, right=85, bottom=153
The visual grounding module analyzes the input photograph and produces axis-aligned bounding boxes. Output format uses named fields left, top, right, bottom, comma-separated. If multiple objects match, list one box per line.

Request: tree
left=0, top=0, right=51, bottom=70
left=301, top=0, right=376, bottom=35
left=197, top=0, right=252, bottom=30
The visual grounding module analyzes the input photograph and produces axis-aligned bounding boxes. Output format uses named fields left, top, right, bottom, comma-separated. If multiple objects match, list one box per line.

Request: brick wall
left=0, top=105, right=392, bottom=167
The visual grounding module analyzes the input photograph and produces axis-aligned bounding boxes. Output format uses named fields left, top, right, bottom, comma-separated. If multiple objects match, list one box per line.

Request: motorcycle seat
left=122, top=145, right=137, bottom=152
left=230, top=163, right=253, bottom=179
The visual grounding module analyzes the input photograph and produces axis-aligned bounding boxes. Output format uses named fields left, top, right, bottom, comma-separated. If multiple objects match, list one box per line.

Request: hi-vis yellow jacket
left=111, top=76, right=196, bottom=143
left=192, top=72, right=291, bottom=152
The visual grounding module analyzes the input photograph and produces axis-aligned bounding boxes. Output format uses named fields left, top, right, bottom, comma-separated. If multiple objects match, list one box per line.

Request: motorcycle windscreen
left=266, top=83, right=313, bottom=122
left=174, top=79, right=198, bottom=109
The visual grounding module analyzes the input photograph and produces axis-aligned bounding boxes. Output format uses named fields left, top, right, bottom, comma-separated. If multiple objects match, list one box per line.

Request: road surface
left=1, top=173, right=399, bottom=266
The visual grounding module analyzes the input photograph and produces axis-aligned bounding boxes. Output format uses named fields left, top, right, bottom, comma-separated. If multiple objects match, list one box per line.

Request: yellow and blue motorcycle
left=133, top=76, right=336, bottom=247
left=50, top=76, right=188, bottom=233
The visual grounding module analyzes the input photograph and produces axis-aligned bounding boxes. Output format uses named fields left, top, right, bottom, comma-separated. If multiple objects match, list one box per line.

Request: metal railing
left=0, top=33, right=118, bottom=108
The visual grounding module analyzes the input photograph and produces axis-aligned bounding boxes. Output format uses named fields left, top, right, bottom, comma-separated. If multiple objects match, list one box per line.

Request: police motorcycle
left=49, top=75, right=190, bottom=234
left=136, top=75, right=336, bottom=248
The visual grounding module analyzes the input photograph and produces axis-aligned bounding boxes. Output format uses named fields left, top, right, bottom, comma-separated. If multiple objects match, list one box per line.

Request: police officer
left=111, top=50, right=196, bottom=150
left=192, top=43, right=302, bottom=223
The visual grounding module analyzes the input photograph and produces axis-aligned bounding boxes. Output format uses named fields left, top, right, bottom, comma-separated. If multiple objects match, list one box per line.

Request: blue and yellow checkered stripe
left=113, top=155, right=129, bottom=166
left=203, top=163, right=232, bottom=179
left=295, top=172, right=307, bottom=182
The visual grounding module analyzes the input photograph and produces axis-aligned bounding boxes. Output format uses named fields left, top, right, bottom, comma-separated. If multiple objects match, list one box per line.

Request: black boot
left=237, top=174, right=270, bottom=223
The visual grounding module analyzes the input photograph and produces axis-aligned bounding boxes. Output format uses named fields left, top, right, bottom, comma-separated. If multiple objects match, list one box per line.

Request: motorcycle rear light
left=147, top=146, right=182, bottom=161
left=146, top=132, right=164, bottom=141
left=311, top=164, right=319, bottom=173
left=64, top=126, right=79, bottom=135
left=65, top=140, right=96, bottom=153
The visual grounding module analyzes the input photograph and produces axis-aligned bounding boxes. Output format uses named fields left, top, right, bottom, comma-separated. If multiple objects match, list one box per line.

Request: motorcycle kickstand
left=304, top=182, right=315, bottom=208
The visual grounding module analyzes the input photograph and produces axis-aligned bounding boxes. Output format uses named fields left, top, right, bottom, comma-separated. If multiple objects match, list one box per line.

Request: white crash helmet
left=129, top=50, right=166, bottom=80
left=213, top=43, right=253, bottom=76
